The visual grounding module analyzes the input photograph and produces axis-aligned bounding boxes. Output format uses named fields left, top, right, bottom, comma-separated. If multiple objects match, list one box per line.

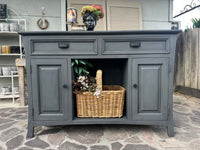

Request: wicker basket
left=76, top=70, right=125, bottom=118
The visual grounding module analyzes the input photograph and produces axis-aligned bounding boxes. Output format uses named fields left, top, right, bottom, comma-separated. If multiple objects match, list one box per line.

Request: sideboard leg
left=27, top=124, right=34, bottom=138
left=167, top=124, right=174, bottom=137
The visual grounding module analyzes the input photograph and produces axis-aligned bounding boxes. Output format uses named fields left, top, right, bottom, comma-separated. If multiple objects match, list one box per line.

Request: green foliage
left=185, top=26, right=191, bottom=32
left=192, top=18, right=200, bottom=28
left=71, top=59, right=93, bottom=76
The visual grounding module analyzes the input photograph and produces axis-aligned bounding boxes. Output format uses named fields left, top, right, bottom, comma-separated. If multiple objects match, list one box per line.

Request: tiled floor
left=0, top=99, right=19, bottom=108
left=0, top=93, right=200, bottom=150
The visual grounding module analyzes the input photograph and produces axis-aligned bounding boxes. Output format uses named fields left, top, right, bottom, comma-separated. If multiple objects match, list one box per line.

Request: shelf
left=0, top=54, right=22, bottom=56
left=0, top=94, right=19, bottom=99
left=0, top=75, right=18, bottom=78
left=0, top=32, right=19, bottom=36
left=72, top=116, right=128, bottom=124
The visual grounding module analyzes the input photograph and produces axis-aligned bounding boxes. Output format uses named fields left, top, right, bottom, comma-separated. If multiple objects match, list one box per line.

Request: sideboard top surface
left=19, top=30, right=182, bottom=36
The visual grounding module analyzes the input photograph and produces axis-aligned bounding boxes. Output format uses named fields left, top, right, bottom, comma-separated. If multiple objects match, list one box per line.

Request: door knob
left=63, top=84, right=67, bottom=88
left=133, top=84, right=138, bottom=88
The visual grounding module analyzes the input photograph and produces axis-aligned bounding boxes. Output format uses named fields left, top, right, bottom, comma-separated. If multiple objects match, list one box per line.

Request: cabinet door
left=132, top=58, right=169, bottom=121
left=32, top=59, right=69, bottom=121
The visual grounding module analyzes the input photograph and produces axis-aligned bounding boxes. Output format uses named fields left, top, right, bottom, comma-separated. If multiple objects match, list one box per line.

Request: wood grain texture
left=190, top=28, right=198, bottom=89
left=184, top=30, right=192, bottom=87
left=175, top=29, right=200, bottom=90
left=198, top=29, right=200, bottom=89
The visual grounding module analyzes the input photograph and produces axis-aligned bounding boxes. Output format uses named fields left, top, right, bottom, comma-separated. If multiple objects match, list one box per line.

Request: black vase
left=83, top=12, right=98, bottom=31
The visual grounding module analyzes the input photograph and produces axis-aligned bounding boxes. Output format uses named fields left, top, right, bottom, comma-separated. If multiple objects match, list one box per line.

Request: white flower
left=78, top=76, right=86, bottom=82
left=94, top=87, right=101, bottom=98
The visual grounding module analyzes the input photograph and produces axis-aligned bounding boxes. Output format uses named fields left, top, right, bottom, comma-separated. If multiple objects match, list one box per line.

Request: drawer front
left=31, top=38, right=97, bottom=55
left=102, top=37, right=169, bottom=54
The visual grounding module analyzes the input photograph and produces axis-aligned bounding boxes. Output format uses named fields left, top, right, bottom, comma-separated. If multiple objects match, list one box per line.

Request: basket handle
left=96, top=69, right=103, bottom=91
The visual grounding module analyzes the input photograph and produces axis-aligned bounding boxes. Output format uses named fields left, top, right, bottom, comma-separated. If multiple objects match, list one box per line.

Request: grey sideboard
left=19, top=30, right=181, bottom=138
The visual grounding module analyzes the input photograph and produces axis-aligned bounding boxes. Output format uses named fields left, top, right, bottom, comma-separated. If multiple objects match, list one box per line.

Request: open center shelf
left=71, top=58, right=129, bottom=120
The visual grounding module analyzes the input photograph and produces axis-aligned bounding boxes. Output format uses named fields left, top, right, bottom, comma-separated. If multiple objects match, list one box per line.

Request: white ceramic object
left=10, top=23, right=20, bottom=32
left=2, top=67, right=11, bottom=76
left=1, top=86, right=11, bottom=95
left=13, top=86, right=19, bottom=93
left=0, top=23, right=10, bottom=32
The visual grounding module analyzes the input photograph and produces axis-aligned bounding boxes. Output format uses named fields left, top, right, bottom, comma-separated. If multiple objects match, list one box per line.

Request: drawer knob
left=133, top=84, right=138, bottom=88
left=58, top=43, right=70, bottom=49
left=63, top=84, right=68, bottom=88
left=130, top=42, right=141, bottom=48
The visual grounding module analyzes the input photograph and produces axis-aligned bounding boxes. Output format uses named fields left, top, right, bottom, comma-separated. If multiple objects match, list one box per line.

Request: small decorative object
left=11, top=66, right=18, bottom=74
left=2, top=67, right=11, bottom=76
left=11, top=46, right=20, bottom=54
left=37, top=6, right=49, bottom=30
left=71, top=25, right=85, bottom=31
left=1, top=45, right=11, bottom=54
left=9, top=23, right=20, bottom=32
left=0, top=22, right=10, bottom=32
left=67, top=7, right=77, bottom=24
left=1, top=86, right=11, bottom=95
left=13, top=86, right=19, bottom=94
left=0, top=4, right=8, bottom=19
left=81, top=5, right=104, bottom=31
left=67, top=7, right=86, bottom=31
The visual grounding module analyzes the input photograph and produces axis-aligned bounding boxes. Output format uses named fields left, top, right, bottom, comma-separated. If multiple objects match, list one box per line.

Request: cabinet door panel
left=32, top=59, right=68, bottom=121
left=132, top=58, right=169, bottom=121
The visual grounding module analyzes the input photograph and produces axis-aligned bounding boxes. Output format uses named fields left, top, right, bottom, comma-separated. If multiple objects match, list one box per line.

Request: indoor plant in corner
left=81, top=5, right=104, bottom=31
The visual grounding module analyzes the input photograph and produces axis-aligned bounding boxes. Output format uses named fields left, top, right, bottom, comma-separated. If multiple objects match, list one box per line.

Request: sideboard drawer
left=102, top=37, right=169, bottom=54
left=30, top=38, right=97, bottom=55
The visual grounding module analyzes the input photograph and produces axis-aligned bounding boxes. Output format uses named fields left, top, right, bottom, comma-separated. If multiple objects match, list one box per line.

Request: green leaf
left=87, top=62, right=93, bottom=68
left=192, top=18, right=200, bottom=28
left=83, top=68, right=89, bottom=74
left=79, top=60, right=86, bottom=65
left=79, top=67, right=83, bottom=75
left=75, top=59, right=79, bottom=65
left=71, top=61, right=75, bottom=66
left=74, top=66, right=78, bottom=74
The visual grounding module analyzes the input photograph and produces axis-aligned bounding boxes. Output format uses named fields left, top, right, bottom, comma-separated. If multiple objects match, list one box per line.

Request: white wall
left=141, top=0, right=172, bottom=29
left=1, top=0, right=172, bottom=31
left=1, top=0, right=62, bottom=31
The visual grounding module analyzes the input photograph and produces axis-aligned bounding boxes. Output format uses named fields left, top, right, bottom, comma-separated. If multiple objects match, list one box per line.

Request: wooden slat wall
left=174, top=28, right=200, bottom=90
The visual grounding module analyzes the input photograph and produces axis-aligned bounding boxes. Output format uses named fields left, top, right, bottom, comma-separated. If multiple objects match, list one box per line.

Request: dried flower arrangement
left=72, top=59, right=101, bottom=97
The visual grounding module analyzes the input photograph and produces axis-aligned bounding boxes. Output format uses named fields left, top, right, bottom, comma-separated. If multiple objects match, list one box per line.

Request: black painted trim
left=19, top=30, right=182, bottom=36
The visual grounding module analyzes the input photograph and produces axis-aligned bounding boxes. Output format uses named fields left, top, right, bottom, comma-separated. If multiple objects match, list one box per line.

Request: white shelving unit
left=0, top=75, right=19, bottom=78
left=0, top=18, right=26, bottom=103
left=0, top=94, right=20, bottom=99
